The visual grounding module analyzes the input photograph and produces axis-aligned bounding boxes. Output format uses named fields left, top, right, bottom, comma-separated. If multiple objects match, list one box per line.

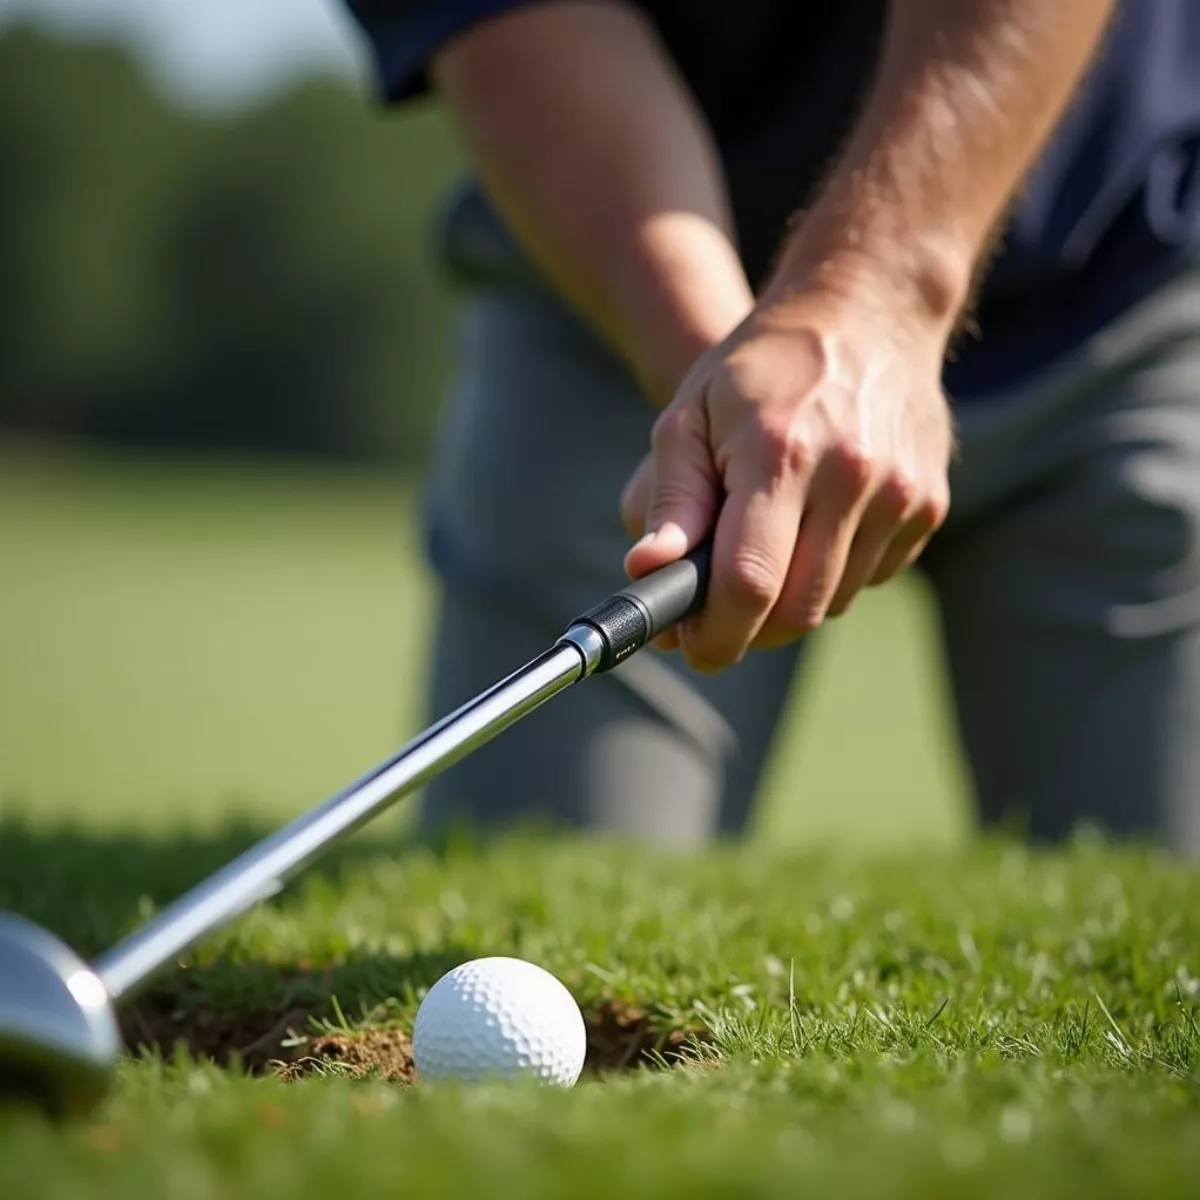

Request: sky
left=0, top=0, right=369, bottom=110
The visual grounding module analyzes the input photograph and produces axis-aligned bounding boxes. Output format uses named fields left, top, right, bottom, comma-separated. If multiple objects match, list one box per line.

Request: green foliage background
left=0, top=22, right=466, bottom=465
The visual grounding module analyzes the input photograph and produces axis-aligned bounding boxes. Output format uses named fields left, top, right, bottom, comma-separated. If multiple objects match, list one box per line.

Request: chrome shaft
left=94, top=626, right=604, bottom=1001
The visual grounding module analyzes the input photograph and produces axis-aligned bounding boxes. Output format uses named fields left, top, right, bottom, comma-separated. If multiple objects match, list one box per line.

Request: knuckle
left=651, top=403, right=703, bottom=452
left=879, top=471, right=918, bottom=517
left=790, top=605, right=826, bottom=635
left=722, top=551, right=781, bottom=608
left=918, top=488, right=950, bottom=530
left=827, top=441, right=874, bottom=493
left=755, top=421, right=812, bottom=478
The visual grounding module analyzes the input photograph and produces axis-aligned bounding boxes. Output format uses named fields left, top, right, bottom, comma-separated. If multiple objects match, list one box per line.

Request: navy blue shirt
left=343, top=1, right=1200, bottom=399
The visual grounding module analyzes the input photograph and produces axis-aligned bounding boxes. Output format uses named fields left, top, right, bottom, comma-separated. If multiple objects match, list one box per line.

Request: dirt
left=120, top=989, right=713, bottom=1085
left=581, top=998, right=708, bottom=1074
left=269, top=1029, right=418, bottom=1085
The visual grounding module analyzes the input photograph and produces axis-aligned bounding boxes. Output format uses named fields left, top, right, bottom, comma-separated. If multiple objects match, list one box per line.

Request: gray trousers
left=414, top=266, right=1200, bottom=856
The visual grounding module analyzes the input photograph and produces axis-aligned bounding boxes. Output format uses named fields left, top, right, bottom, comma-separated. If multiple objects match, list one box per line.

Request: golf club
left=0, top=543, right=711, bottom=1118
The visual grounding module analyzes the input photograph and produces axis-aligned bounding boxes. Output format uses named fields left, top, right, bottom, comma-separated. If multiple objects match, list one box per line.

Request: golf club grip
left=571, top=537, right=712, bottom=673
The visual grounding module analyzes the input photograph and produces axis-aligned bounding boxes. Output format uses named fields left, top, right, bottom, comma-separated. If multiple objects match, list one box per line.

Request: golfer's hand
left=620, top=288, right=954, bottom=671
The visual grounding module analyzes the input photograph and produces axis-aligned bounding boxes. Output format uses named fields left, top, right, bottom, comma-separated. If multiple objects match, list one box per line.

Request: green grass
left=0, top=828, right=1197, bottom=1197
left=3, top=439, right=1195, bottom=1196
left=0, top=437, right=968, bottom=847
left=0, top=440, right=431, bottom=832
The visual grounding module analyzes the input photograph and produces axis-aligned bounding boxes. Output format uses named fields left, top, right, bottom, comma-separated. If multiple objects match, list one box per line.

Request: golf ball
left=412, top=957, right=587, bottom=1086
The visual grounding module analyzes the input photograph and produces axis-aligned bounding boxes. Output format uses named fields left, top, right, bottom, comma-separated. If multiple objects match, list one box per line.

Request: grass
left=0, top=437, right=968, bottom=847
left=0, top=826, right=1197, bottom=1197
left=0, top=439, right=430, bottom=832
left=2, top=439, right=1196, bottom=1196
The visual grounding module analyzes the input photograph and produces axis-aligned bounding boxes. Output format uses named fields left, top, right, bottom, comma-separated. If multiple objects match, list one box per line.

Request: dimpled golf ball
left=412, top=957, right=587, bottom=1086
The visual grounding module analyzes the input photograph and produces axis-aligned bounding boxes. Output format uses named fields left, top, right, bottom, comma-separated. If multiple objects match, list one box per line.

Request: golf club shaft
left=93, top=630, right=599, bottom=1001
left=92, top=539, right=712, bottom=1002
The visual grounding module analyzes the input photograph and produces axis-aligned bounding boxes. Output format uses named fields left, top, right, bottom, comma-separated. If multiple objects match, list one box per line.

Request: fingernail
left=653, top=523, right=689, bottom=554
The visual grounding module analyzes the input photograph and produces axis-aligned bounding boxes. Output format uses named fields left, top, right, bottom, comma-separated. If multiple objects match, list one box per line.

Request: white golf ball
left=412, top=957, right=587, bottom=1086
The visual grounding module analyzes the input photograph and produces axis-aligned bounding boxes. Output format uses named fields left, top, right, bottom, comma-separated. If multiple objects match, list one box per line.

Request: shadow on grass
left=0, top=815, right=712, bottom=1079
left=0, top=811, right=426, bottom=955
left=120, top=951, right=461, bottom=1083
left=119, top=955, right=705, bottom=1081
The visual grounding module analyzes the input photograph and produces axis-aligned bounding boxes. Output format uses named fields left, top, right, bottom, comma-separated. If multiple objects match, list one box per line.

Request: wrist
left=644, top=295, right=753, bottom=403
left=626, top=215, right=755, bottom=405
left=632, top=326, right=727, bottom=409
left=763, top=225, right=972, bottom=347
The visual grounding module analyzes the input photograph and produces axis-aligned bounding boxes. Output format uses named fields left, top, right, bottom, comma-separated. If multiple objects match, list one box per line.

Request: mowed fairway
left=1, top=441, right=1197, bottom=1197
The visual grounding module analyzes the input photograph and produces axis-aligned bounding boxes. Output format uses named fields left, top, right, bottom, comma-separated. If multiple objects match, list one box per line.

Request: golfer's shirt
left=343, top=0, right=1200, bottom=399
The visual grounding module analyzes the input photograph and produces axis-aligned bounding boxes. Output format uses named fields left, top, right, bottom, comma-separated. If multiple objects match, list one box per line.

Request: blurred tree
left=0, top=24, right=466, bottom=465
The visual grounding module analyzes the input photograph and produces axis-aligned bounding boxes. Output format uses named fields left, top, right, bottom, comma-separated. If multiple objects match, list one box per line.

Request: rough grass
left=0, top=829, right=1198, bottom=1197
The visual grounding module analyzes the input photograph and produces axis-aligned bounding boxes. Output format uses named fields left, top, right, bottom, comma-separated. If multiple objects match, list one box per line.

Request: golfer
left=343, top=1, right=1200, bottom=854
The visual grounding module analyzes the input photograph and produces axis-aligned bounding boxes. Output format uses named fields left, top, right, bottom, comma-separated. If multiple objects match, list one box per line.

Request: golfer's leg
left=928, top=273, right=1200, bottom=855
left=420, top=581, right=799, bottom=847
left=413, top=287, right=801, bottom=848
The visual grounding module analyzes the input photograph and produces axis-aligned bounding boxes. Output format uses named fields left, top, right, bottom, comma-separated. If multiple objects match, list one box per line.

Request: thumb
left=625, top=400, right=718, bottom=580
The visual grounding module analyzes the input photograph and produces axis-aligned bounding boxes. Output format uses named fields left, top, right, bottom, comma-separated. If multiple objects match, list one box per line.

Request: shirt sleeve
left=343, top=0, right=552, bottom=103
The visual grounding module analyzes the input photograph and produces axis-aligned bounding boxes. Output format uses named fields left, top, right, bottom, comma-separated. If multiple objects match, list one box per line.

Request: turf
left=0, top=438, right=967, bottom=847
left=0, top=826, right=1197, bottom=1197
left=2, top=441, right=1197, bottom=1196
left=0, top=440, right=432, bottom=832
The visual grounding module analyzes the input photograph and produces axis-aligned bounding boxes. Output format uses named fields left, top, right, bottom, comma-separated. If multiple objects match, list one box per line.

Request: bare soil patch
left=120, top=982, right=712, bottom=1083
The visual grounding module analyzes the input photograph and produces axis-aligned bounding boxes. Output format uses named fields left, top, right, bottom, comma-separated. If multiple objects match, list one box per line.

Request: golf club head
left=0, top=911, right=120, bottom=1118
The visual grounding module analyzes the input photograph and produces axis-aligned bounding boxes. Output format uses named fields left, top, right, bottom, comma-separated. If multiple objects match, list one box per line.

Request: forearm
left=431, top=2, right=752, bottom=404
left=768, top=0, right=1117, bottom=334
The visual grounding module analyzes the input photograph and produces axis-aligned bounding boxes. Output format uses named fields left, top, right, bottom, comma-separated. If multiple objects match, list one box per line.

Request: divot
left=121, top=985, right=715, bottom=1083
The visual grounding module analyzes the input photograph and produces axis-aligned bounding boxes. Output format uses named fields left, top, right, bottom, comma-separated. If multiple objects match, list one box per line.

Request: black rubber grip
left=569, top=538, right=712, bottom=673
